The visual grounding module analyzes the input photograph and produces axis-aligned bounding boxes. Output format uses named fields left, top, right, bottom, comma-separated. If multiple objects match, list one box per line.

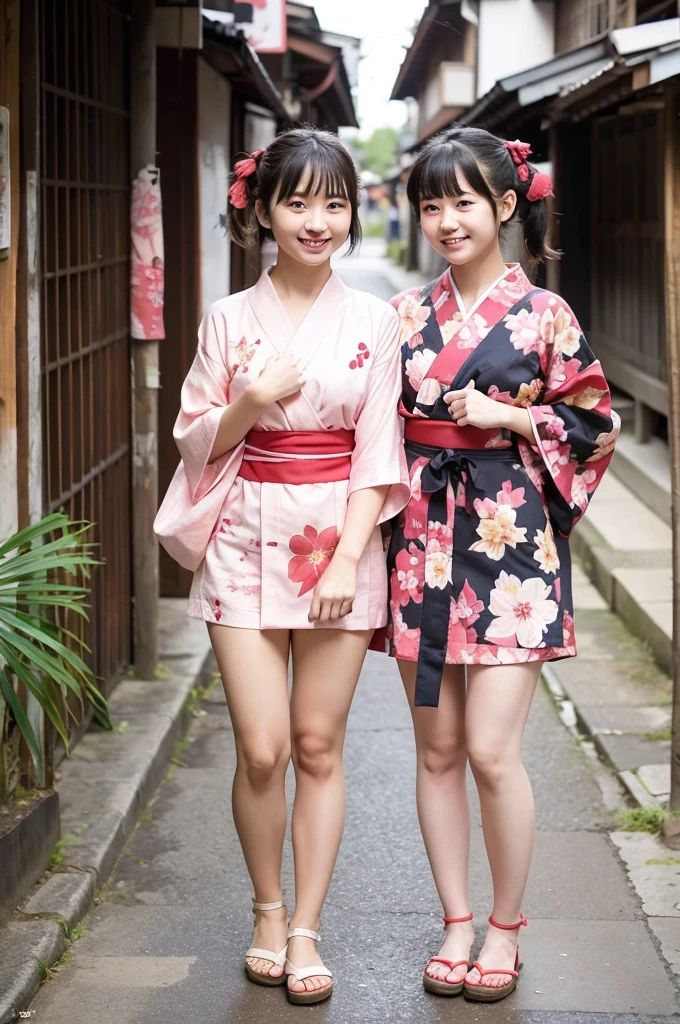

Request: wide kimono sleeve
left=348, top=304, right=411, bottom=524
left=521, top=296, right=620, bottom=539
left=153, top=307, right=246, bottom=571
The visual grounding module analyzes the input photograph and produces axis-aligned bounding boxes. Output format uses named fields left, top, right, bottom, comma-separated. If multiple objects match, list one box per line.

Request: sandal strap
left=245, top=945, right=287, bottom=967
left=285, top=960, right=332, bottom=982
left=427, top=957, right=469, bottom=970
left=488, top=913, right=527, bottom=931
left=253, top=898, right=285, bottom=912
left=443, top=912, right=474, bottom=924
left=287, top=927, right=320, bottom=942
left=468, top=960, right=519, bottom=980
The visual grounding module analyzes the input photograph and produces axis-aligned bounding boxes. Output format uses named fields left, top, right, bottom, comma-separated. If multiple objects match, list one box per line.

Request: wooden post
left=664, top=84, right=680, bottom=811
left=131, top=0, right=160, bottom=679
left=0, top=0, right=21, bottom=543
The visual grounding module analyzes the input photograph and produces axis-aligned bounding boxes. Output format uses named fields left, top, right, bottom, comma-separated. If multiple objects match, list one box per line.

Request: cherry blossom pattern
left=486, top=572, right=559, bottom=648
left=405, top=348, right=438, bottom=392
left=416, top=378, right=443, bottom=406
left=287, top=525, right=338, bottom=598
left=212, top=599, right=222, bottom=622
left=447, top=579, right=485, bottom=654
left=533, top=524, right=560, bottom=574
left=470, top=481, right=528, bottom=561
left=586, top=411, right=621, bottom=462
left=349, top=342, right=370, bottom=370
left=540, top=305, right=581, bottom=358
left=393, top=543, right=425, bottom=606
left=425, top=537, right=452, bottom=590
left=233, top=335, right=261, bottom=374
left=505, top=308, right=544, bottom=358
left=397, top=294, right=432, bottom=347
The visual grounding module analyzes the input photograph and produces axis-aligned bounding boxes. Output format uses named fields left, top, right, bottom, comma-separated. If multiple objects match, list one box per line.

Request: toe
left=269, top=964, right=283, bottom=978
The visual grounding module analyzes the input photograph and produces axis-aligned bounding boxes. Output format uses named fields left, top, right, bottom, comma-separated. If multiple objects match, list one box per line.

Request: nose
left=305, top=206, right=327, bottom=234
left=440, top=207, right=460, bottom=233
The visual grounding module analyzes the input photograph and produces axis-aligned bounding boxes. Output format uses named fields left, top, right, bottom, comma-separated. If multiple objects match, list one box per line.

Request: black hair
left=229, top=125, right=362, bottom=253
left=406, top=124, right=558, bottom=262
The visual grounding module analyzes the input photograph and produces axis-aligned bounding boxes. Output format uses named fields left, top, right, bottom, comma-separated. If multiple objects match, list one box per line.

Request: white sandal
left=284, top=927, right=333, bottom=1005
left=244, top=898, right=288, bottom=987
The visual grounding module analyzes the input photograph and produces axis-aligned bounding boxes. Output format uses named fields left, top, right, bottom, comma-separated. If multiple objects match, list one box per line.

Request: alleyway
left=30, top=246, right=678, bottom=1024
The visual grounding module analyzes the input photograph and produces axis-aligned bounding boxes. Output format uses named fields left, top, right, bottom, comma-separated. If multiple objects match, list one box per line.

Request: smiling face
left=418, top=171, right=516, bottom=269
left=256, top=172, right=353, bottom=267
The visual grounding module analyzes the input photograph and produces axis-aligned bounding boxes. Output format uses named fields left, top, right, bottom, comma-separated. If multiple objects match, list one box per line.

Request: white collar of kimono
left=248, top=264, right=348, bottom=357
left=446, top=262, right=520, bottom=318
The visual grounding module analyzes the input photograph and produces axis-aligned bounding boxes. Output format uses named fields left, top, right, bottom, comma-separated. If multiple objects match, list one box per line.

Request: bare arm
left=309, top=484, right=389, bottom=624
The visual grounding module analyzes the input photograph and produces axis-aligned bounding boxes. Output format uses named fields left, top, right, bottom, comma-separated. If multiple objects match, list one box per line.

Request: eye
left=422, top=203, right=439, bottom=213
left=289, top=200, right=306, bottom=209
left=457, top=199, right=472, bottom=209
left=328, top=201, right=346, bottom=210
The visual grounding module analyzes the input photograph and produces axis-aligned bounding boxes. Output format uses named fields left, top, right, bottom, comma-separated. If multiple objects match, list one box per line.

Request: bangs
left=274, top=142, right=354, bottom=204
left=408, top=140, right=496, bottom=210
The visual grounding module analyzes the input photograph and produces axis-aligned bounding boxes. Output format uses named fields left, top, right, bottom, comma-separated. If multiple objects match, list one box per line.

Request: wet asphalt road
left=30, top=245, right=679, bottom=1024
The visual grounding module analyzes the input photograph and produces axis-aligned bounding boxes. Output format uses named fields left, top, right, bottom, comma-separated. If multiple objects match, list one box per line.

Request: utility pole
left=130, top=0, right=160, bottom=679
left=664, top=84, right=680, bottom=817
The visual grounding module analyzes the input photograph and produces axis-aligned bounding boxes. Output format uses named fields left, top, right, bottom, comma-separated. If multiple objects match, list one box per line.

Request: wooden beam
left=131, top=0, right=160, bottom=679
left=664, top=83, right=680, bottom=809
left=0, top=0, right=21, bottom=541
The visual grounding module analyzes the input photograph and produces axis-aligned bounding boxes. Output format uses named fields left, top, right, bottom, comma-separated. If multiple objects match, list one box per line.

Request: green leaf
left=0, top=670, right=43, bottom=773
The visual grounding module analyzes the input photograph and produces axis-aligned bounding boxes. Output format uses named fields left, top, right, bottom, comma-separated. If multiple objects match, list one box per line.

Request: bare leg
left=465, top=661, right=541, bottom=989
left=400, top=660, right=473, bottom=985
left=208, top=624, right=291, bottom=979
left=286, top=628, right=372, bottom=995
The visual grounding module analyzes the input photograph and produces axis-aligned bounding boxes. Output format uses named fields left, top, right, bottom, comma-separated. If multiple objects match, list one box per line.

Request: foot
left=246, top=904, right=288, bottom=979
left=424, top=918, right=474, bottom=986
left=465, top=924, right=519, bottom=990
left=286, top=932, right=332, bottom=996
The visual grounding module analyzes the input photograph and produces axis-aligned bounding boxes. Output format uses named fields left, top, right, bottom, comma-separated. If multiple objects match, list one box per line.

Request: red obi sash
left=404, top=420, right=501, bottom=450
left=238, top=429, right=355, bottom=484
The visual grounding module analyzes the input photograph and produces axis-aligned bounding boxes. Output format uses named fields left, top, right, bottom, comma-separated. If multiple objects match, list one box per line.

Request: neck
left=268, top=247, right=332, bottom=300
left=449, top=246, right=507, bottom=308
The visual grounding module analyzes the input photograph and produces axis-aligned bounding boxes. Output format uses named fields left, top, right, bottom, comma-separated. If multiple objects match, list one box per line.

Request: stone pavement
left=23, top=242, right=679, bottom=1024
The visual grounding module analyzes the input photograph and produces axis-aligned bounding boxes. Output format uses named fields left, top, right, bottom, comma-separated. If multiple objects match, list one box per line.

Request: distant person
left=378, top=125, right=619, bottom=1002
left=154, top=127, right=409, bottom=1006
left=387, top=199, right=401, bottom=241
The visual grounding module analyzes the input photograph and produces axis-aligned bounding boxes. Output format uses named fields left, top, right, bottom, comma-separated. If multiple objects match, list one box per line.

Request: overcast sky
left=308, top=0, right=427, bottom=136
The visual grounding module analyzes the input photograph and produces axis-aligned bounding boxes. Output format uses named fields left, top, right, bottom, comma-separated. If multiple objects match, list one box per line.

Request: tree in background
left=354, top=127, right=400, bottom=179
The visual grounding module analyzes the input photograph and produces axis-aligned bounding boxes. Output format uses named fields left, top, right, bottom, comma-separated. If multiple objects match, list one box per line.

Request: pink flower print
left=505, top=308, right=544, bottom=357
left=486, top=572, right=558, bottom=648
left=287, top=525, right=338, bottom=597
left=496, top=480, right=526, bottom=509
left=571, top=467, right=597, bottom=511
left=440, top=314, right=464, bottom=345
left=234, top=335, right=260, bottom=373
left=586, top=411, right=620, bottom=462
left=397, top=295, right=432, bottom=345
left=393, top=543, right=425, bottom=606
left=488, top=385, right=514, bottom=405
left=453, top=579, right=484, bottom=627
left=392, top=605, right=421, bottom=661
left=546, top=352, right=582, bottom=392
left=424, top=538, right=452, bottom=590
left=428, top=520, right=453, bottom=552
left=541, top=439, right=570, bottom=477
left=540, top=306, right=581, bottom=358
left=533, top=524, right=560, bottom=574
left=543, top=413, right=568, bottom=442
left=470, top=502, right=527, bottom=561
left=489, top=274, right=529, bottom=305
left=349, top=342, right=370, bottom=370
left=416, top=378, right=442, bottom=406
left=213, top=599, right=222, bottom=622
left=406, top=331, right=425, bottom=351
left=405, top=349, right=437, bottom=391
left=563, top=385, right=607, bottom=410
left=404, top=458, right=429, bottom=542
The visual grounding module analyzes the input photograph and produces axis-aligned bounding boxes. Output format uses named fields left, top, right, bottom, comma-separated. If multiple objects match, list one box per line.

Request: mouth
left=440, top=236, right=469, bottom=248
left=298, top=237, right=332, bottom=251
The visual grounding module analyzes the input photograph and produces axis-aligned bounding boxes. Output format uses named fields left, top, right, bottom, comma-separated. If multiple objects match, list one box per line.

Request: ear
left=255, top=198, right=271, bottom=230
left=498, top=189, right=517, bottom=223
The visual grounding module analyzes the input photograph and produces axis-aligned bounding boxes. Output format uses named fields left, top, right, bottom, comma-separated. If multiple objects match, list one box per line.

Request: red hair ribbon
left=228, top=148, right=265, bottom=209
left=504, top=139, right=554, bottom=201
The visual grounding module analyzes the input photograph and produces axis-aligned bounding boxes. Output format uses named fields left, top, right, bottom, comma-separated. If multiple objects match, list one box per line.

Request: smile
left=298, top=237, right=331, bottom=250
left=441, top=237, right=469, bottom=247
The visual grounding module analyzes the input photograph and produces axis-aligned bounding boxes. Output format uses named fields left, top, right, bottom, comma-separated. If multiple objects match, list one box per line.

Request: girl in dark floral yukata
left=381, top=126, right=619, bottom=1002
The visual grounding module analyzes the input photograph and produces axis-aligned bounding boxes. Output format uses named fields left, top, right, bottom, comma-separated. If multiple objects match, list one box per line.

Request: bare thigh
left=399, top=660, right=467, bottom=757
left=207, top=624, right=291, bottom=761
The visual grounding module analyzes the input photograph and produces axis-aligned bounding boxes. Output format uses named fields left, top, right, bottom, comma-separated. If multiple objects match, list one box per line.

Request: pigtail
left=504, top=141, right=559, bottom=263
left=228, top=149, right=265, bottom=249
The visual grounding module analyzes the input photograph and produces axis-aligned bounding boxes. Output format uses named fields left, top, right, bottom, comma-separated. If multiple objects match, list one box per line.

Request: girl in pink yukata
left=154, top=127, right=409, bottom=1006
left=382, top=127, right=618, bottom=1002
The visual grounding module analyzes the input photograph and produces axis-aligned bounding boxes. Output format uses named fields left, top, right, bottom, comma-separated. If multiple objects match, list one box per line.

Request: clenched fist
left=249, top=354, right=303, bottom=407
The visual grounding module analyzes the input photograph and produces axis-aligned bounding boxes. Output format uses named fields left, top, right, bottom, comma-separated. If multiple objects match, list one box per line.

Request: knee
left=420, top=737, right=467, bottom=778
left=239, top=740, right=290, bottom=787
left=467, top=744, right=511, bottom=789
left=292, top=732, right=338, bottom=781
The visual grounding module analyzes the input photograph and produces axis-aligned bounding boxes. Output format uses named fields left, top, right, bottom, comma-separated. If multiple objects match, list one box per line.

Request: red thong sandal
left=423, top=913, right=474, bottom=996
left=463, top=913, right=528, bottom=1003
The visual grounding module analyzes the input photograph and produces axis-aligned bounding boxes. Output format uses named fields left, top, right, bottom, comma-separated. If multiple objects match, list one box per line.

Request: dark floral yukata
left=379, top=263, right=619, bottom=707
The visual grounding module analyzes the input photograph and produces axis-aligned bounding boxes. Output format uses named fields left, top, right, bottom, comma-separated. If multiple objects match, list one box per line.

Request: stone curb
left=0, top=602, right=214, bottom=1024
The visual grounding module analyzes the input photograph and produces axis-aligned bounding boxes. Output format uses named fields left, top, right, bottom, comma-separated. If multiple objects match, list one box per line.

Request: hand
left=308, top=552, right=357, bottom=624
left=249, top=354, right=303, bottom=406
left=444, top=379, right=508, bottom=430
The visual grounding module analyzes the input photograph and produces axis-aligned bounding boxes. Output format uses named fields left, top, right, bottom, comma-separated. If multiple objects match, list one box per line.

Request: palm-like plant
left=0, top=513, right=112, bottom=798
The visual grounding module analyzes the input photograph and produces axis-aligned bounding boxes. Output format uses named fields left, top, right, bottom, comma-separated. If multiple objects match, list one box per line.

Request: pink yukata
left=154, top=267, right=410, bottom=631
